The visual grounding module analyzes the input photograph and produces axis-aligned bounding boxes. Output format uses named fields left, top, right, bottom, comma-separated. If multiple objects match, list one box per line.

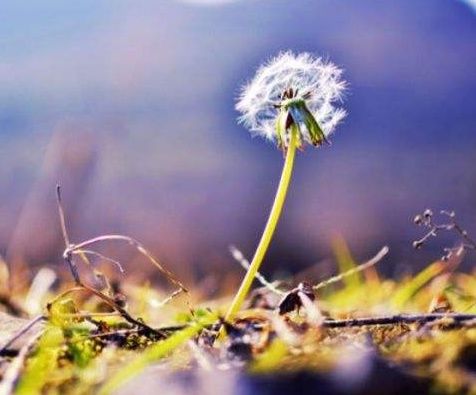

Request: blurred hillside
left=0, top=0, right=475, bottom=286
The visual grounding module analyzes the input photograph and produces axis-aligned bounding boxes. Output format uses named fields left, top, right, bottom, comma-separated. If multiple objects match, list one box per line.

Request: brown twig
left=69, top=328, right=142, bottom=344
left=56, top=184, right=186, bottom=293
left=413, top=209, right=476, bottom=261
left=53, top=184, right=188, bottom=337
left=322, top=313, right=476, bottom=328
left=46, top=284, right=166, bottom=338
left=0, top=314, right=188, bottom=357
left=68, top=234, right=187, bottom=292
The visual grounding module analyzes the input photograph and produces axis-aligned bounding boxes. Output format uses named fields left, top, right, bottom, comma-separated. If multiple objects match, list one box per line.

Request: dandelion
left=225, top=51, right=347, bottom=323
left=236, top=51, right=346, bottom=149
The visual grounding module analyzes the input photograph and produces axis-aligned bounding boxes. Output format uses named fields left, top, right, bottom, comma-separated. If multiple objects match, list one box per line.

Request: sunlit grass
left=3, top=239, right=476, bottom=395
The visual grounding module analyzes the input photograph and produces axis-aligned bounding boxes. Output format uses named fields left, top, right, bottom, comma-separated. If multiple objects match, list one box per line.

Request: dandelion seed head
left=236, top=51, right=347, bottom=147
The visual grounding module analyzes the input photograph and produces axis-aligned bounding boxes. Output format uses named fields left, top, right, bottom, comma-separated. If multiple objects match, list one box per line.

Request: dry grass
left=1, top=237, right=476, bottom=395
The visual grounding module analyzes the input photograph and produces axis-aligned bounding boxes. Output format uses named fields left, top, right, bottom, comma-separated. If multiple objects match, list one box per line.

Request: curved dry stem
left=313, top=246, right=389, bottom=291
left=68, top=235, right=187, bottom=293
left=56, top=184, right=186, bottom=294
left=74, top=249, right=125, bottom=274
left=46, top=284, right=165, bottom=337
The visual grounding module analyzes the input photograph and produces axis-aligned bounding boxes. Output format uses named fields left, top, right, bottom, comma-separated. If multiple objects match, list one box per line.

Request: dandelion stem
left=225, top=128, right=298, bottom=322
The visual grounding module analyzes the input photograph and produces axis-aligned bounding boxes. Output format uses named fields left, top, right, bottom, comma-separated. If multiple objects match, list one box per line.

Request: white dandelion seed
left=236, top=51, right=347, bottom=148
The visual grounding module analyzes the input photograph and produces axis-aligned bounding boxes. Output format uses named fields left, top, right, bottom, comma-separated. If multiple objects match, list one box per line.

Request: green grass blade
left=391, top=261, right=446, bottom=310
left=332, top=237, right=361, bottom=292
left=98, top=313, right=216, bottom=395
left=16, top=326, right=64, bottom=395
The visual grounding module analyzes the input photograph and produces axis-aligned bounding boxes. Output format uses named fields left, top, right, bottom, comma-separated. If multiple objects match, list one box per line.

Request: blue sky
left=1, top=0, right=475, bottom=277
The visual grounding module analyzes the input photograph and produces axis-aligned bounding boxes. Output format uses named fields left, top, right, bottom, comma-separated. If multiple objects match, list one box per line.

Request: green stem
left=225, top=129, right=298, bottom=322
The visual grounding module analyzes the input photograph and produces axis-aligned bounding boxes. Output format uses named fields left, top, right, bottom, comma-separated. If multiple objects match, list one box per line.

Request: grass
left=2, top=239, right=476, bottom=394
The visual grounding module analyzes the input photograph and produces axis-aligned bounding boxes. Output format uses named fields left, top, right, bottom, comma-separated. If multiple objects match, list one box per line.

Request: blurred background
left=0, top=0, right=475, bottom=291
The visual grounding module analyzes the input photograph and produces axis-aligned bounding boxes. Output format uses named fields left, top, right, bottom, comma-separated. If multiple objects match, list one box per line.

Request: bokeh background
left=1, top=0, right=475, bottom=290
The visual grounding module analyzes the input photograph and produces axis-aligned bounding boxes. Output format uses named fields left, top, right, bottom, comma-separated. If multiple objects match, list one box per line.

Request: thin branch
left=69, top=235, right=187, bottom=293
left=313, top=246, right=389, bottom=291
left=75, top=251, right=115, bottom=295
left=322, top=313, right=476, bottom=328
left=452, top=220, right=476, bottom=249
left=63, top=247, right=82, bottom=285
left=59, top=311, right=121, bottom=318
left=57, top=184, right=187, bottom=294
left=68, top=328, right=142, bottom=344
left=56, top=184, right=71, bottom=247
left=150, top=288, right=183, bottom=309
left=54, top=185, right=187, bottom=338
left=70, top=323, right=194, bottom=344
left=1, top=283, right=185, bottom=356
left=74, top=249, right=125, bottom=274
left=413, top=209, right=476, bottom=262
left=76, top=284, right=163, bottom=335
left=46, top=285, right=166, bottom=338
